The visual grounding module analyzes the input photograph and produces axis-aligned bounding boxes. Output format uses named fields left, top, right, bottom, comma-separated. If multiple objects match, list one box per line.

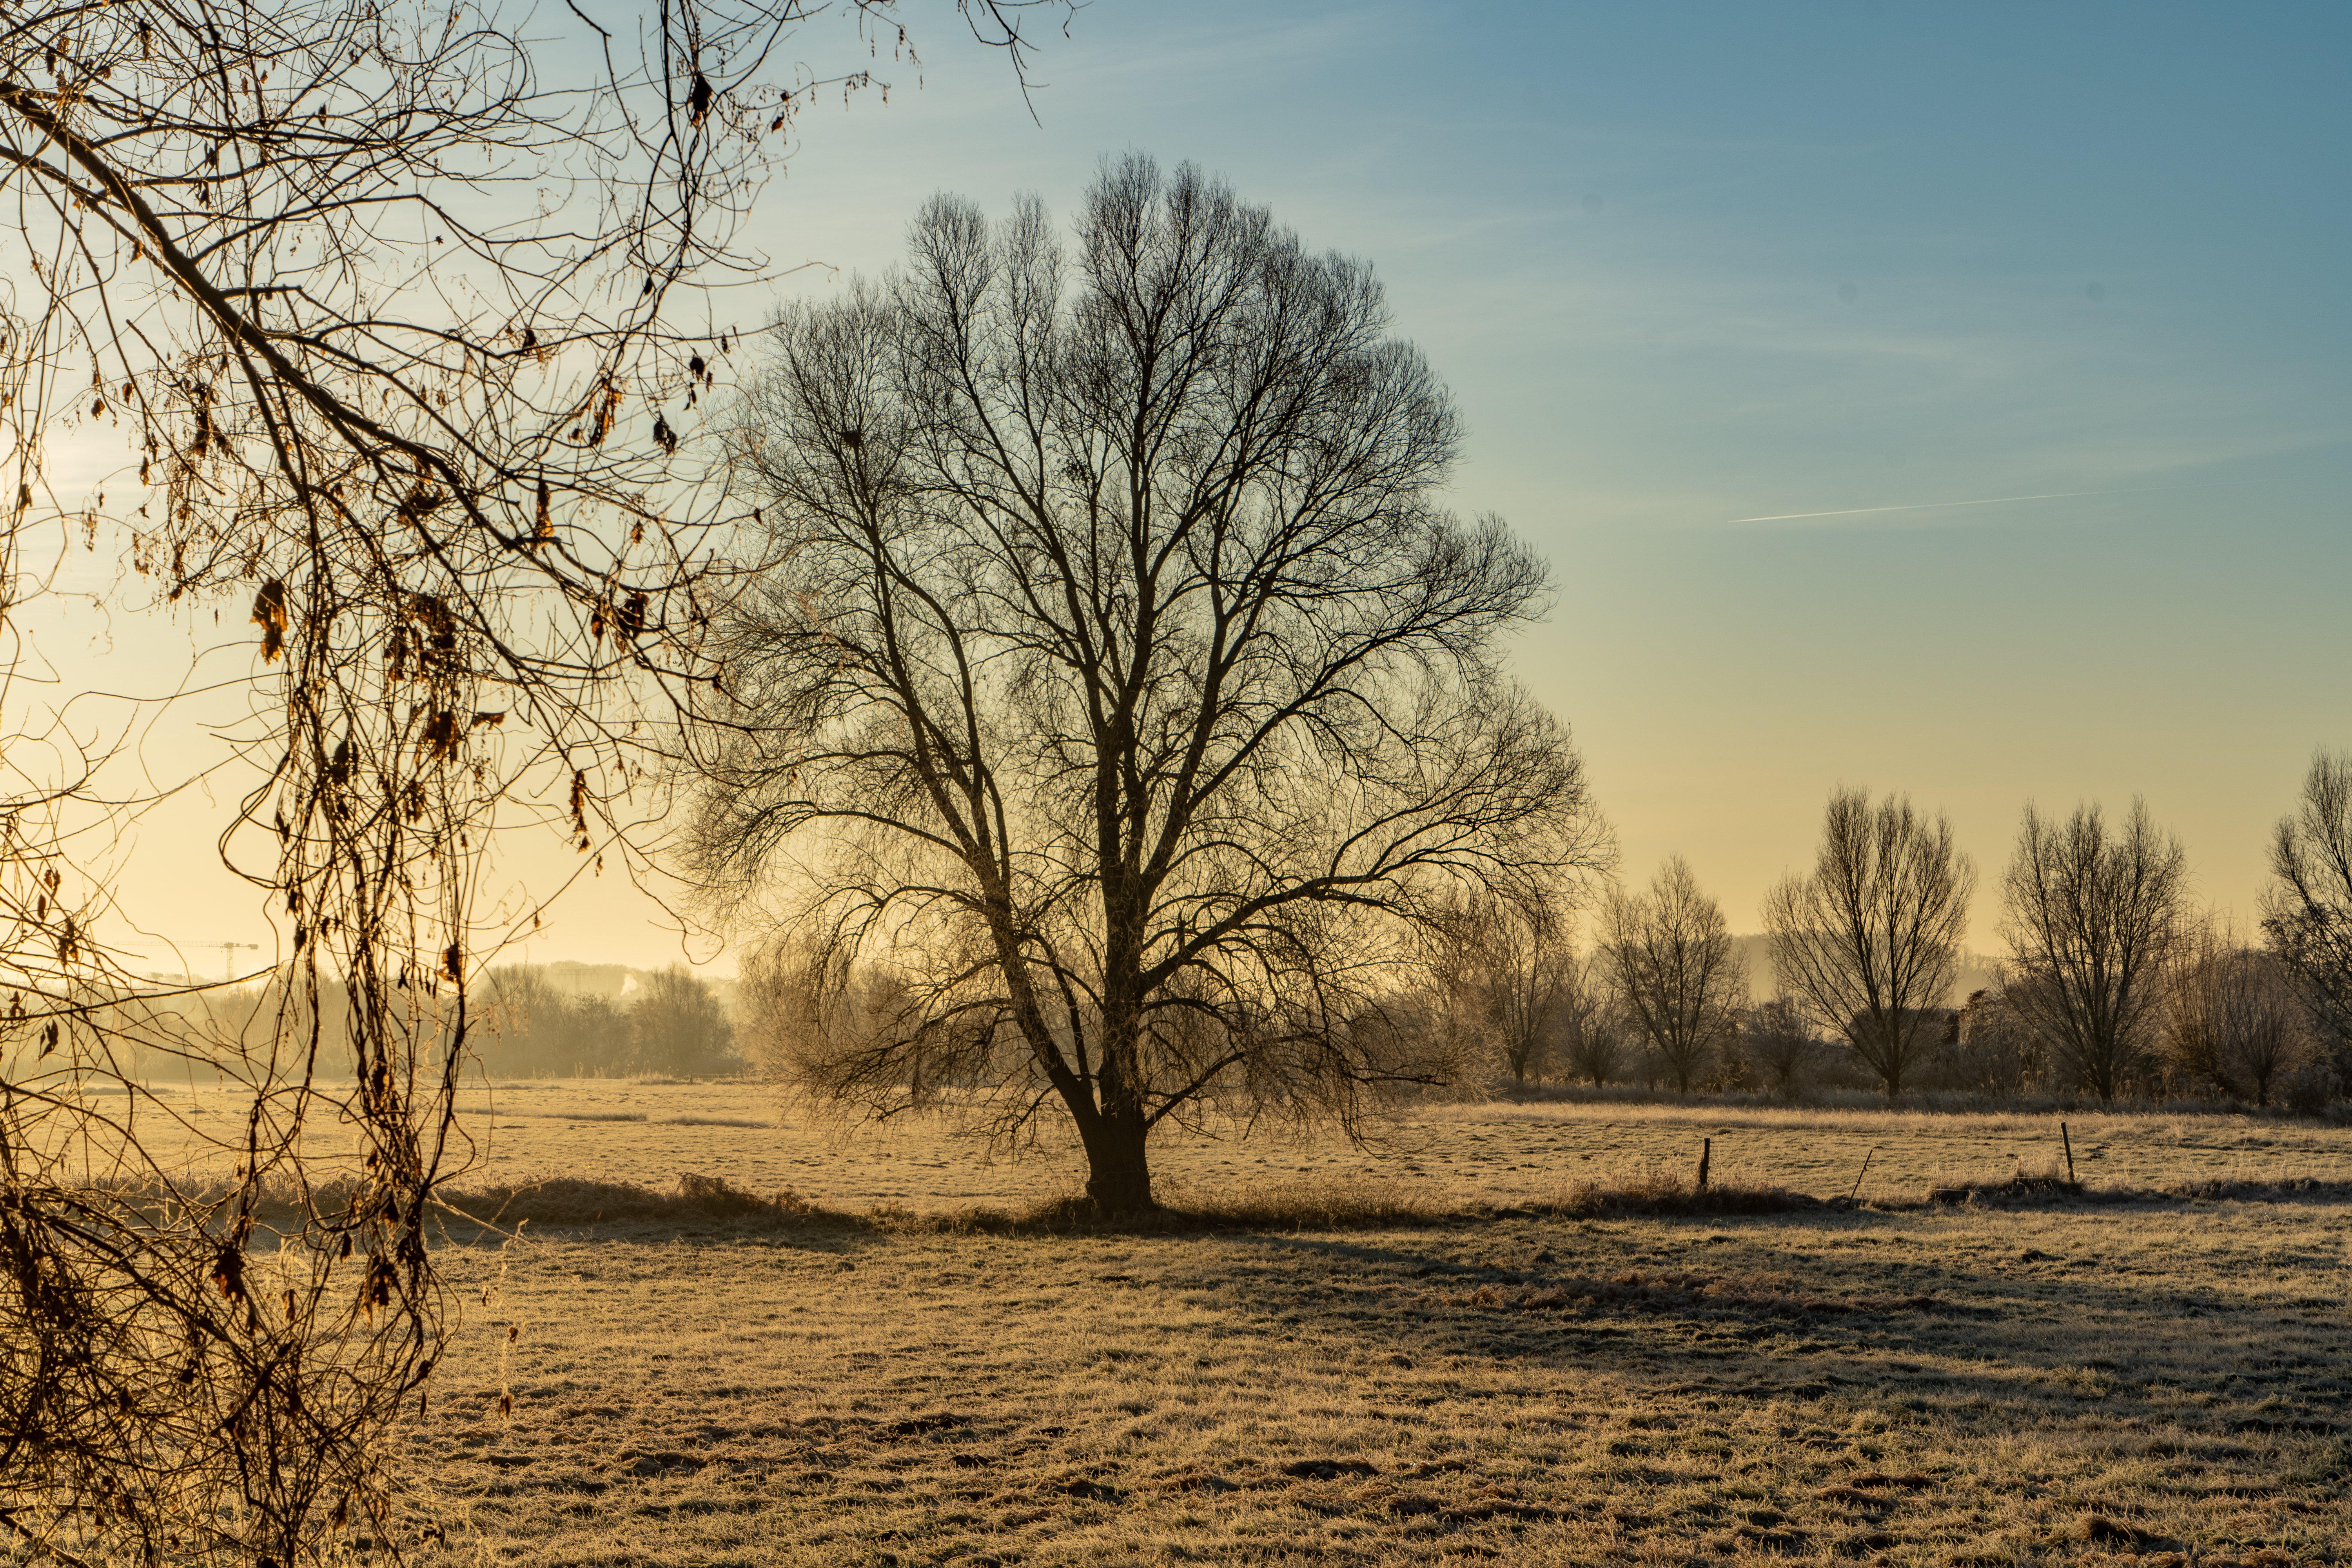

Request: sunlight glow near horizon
left=40, top=0, right=2352, bottom=974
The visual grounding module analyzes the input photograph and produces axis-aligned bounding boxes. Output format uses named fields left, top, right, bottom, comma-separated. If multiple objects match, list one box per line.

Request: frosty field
left=290, top=1085, right=2352, bottom=1567
left=338, top=1078, right=2352, bottom=1209
left=78, top=1074, right=2352, bottom=1209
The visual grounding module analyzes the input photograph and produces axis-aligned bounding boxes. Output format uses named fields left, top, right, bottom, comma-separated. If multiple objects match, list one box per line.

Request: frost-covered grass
left=319, top=1092, right=2352, bottom=1566
left=123, top=1077, right=2352, bottom=1213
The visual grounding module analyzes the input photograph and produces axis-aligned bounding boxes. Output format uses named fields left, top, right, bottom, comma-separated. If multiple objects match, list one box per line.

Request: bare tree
left=1762, top=787, right=1974, bottom=1096
left=690, top=158, right=1611, bottom=1216
left=1433, top=892, right=1579, bottom=1085
left=739, top=936, right=928, bottom=1123
left=2213, top=953, right=2314, bottom=1108
left=630, top=965, right=738, bottom=1076
left=1949, top=985, right=2045, bottom=1096
left=1999, top=799, right=2188, bottom=1102
left=0, top=0, right=1054, bottom=1557
left=1554, top=952, right=1624, bottom=1087
left=481, top=964, right=574, bottom=1077
left=2265, top=749, right=2352, bottom=1079
left=568, top=993, right=637, bottom=1074
left=2167, top=922, right=2311, bottom=1106
left=1740, top=993, right=1822, bottom=1100
left=1598, top=857, right=1745, bottom=1093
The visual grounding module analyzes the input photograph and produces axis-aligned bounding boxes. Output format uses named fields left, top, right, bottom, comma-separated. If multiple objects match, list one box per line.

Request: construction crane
left=208, top=942, right=261, bottom=985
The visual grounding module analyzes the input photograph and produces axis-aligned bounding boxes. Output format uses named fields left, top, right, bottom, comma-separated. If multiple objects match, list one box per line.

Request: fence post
left=1848, top=1146, right=1878, bottom=1202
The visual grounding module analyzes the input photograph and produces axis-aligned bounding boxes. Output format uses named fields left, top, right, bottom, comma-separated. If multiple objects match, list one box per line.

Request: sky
left=42, top=0, right=2352, bottom=973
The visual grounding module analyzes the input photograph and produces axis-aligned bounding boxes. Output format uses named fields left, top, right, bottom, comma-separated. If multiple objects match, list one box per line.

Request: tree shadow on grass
left=1196, top=1217, right=2351, bottom=1443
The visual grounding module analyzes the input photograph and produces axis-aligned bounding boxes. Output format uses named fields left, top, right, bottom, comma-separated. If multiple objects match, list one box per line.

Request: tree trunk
left=1079, top=1111, right=1155, bottom=1218
left=1085, top=942, right=1157, bottom=1218
left=1861, top=1015, right=1905, bottom=1098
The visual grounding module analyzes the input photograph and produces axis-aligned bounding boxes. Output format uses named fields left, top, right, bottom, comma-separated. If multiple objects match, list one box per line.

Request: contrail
left=1730, top=488, right=2134, bottom=524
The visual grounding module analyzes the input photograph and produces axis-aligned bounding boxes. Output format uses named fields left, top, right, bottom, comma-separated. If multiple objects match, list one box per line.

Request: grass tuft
left=2152, top=1174, right=2352, bottom=1203
left=1166, top=1177, right=1451, bottom=1231
left=1926, top=1171, right=2352, bottom=1208
left=1530, top=1173, right=1820, bottom=1219
left=140, top=1160, right=2352, bottom=1245
left=435, top=1173, right=853, bottom=1229
left=1928, top=1171, right=2084, bottom=1206
left=428, top=1172, right=1828, bottom=1236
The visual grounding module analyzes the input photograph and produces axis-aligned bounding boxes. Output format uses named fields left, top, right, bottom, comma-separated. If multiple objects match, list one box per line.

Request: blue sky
left=70, top=1, right=2349, bottom=970
left=702, top=0, right=2347, bottom=953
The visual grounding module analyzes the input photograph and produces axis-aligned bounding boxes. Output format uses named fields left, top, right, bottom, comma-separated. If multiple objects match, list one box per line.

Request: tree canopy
left=2000, top=799, right=2187, bottom=1102
left=1762, top=788, right=1974, bottom=1095
left=692, top=156, right=1608, bottom=1214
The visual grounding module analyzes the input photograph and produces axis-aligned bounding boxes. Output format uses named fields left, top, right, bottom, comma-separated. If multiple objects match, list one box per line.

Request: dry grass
left=242, top=1089, right=2349, bottom=1566
left=429, top=1172, right=1833, bottom=1241
left=62, top=1085, right=2350, bottom=1562
left=376, top=1183, right=2350, bottom=1568
left=113, top=1078, right=2352, bottom=1215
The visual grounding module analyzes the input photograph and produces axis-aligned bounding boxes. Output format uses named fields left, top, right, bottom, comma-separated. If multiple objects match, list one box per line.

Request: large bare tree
left=2264, top=748, right=2352, bottom=1078
left=1762, top=787, right=1975, bottom=1095
left=689, top=157, right=1609, bottom=1216
left=1998, top=799, right=2187, bottom=1102
left=0, top=0, right=1050, bottom=1558
left=1598, top=856, right=1744, bottom=1093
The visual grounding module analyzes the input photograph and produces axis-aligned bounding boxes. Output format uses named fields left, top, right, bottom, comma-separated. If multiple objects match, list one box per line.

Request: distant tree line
left=476, top=966, right=740, bottom=1079
left=1426, top=756, right=2352, bottom=1111
left=59, top=964, right=742, bottom=1084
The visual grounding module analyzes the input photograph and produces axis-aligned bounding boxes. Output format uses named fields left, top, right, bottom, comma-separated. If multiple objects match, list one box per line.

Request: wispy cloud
left=1728, top=488, right=2143, bottom=525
